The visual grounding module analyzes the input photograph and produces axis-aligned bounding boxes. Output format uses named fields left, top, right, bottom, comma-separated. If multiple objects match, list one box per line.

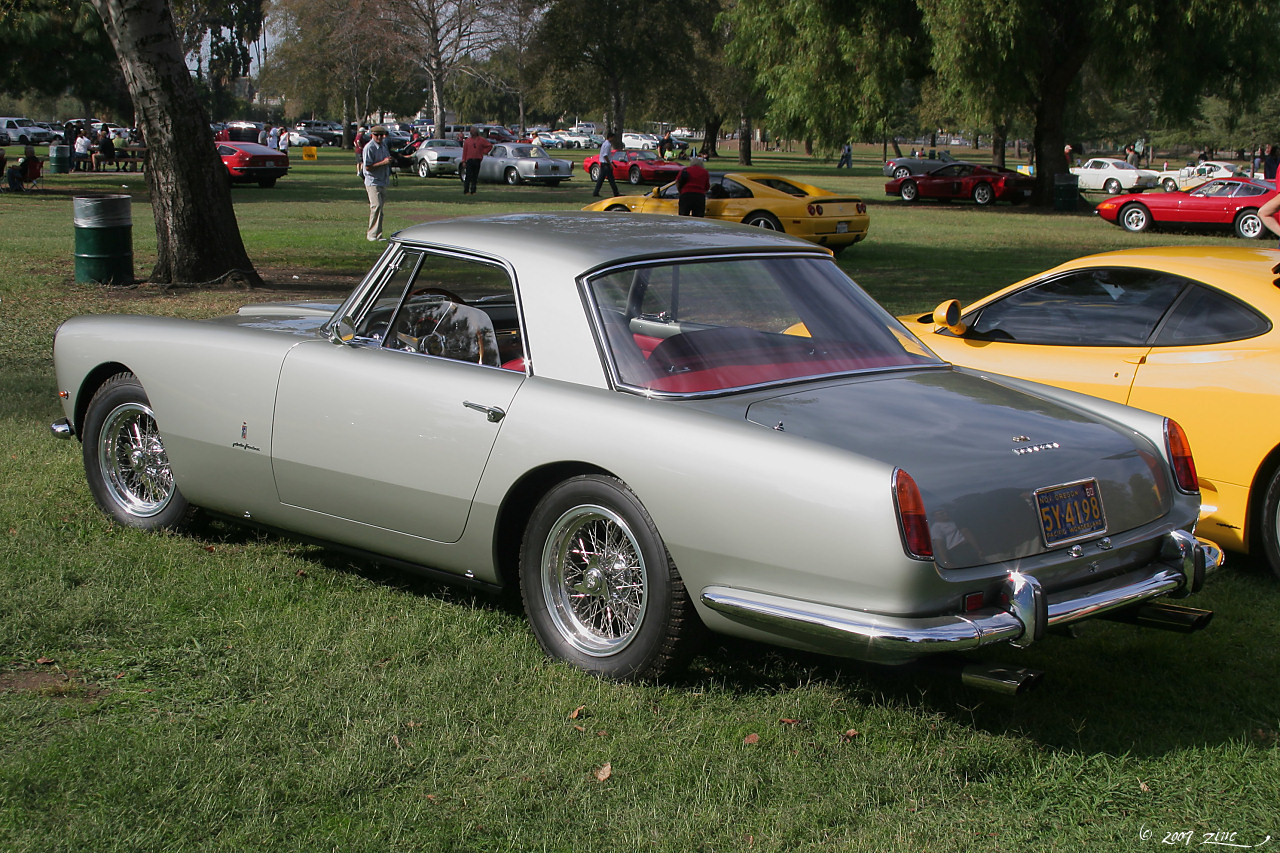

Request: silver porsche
left=50, top=213, right=1221, bottom=692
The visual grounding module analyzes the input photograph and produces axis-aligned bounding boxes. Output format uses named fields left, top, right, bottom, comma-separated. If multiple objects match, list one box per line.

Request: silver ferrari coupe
left=51, top=213, right=1222, bottom=692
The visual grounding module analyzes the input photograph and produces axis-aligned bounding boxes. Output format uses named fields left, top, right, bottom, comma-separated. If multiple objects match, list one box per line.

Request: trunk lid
left=744, top=370, right=1172, bottom=568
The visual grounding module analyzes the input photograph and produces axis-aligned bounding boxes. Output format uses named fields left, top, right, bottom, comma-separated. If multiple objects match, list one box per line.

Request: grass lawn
left=1, top=145, right=1277, bottom=852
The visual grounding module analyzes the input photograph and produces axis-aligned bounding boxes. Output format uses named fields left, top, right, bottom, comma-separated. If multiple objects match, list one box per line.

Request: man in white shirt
left=592, top=132, right=620, bottom=197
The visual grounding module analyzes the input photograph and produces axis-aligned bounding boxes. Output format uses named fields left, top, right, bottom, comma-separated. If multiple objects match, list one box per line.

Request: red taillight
left=857, top=202, right=867, bottom=214
left=893, top=468, right=933, bottom=560
left=807, top=203, right=824, bottom=215
left=1164, top=418, right=1198, bottom=493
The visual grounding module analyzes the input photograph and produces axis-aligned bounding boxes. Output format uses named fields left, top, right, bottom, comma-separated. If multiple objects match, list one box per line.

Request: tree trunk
left=90, top=0, right=261, bottom=287
left=738, top=114, right=752, bottom=166
left=701, top=117, right=721, bottom=157
left=991, top=123, right=1008, bottom=168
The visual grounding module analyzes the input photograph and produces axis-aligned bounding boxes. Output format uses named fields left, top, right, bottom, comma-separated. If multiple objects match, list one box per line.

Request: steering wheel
left=411, top=286, right=466, bottom=304
left=395, top=288, right=465, bottom=353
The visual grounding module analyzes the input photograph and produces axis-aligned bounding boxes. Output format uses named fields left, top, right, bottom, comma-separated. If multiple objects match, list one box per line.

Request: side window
left=721, top=178, right=752, bottom=199
left=1154, top=285, right=1271, bottom=346
left=352, top=250, right=521, bottom=367
left=967, top=268, right=1188, bottom=345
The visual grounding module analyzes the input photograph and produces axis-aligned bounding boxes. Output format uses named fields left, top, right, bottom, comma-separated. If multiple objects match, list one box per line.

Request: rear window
left=587, top=255, right=940, bottom=395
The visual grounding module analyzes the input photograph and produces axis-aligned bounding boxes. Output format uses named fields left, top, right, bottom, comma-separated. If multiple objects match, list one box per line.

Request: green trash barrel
left=1053, top=173, right=1079, bottom=211
left=49, top=145, right=71, bottom=174
left=73, top=195, right=133, bottom=285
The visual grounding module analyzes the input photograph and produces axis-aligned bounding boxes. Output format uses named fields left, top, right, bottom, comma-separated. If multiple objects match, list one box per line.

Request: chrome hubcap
left=98, top=402, right=174, bottom=517
left=542, top=504, right=647, bottom=656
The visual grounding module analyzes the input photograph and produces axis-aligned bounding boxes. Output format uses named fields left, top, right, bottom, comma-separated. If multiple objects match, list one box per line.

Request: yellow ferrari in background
left=898, top=246, right=1280, bottom=577
left=581, top=172, right=870, bottom=255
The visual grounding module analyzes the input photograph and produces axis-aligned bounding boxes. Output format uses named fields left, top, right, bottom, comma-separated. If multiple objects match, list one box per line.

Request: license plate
left=264, top=160, right=275, bottom=167
left=836, top=222, right=848, bottom=233
left=1034, top=479, right=1106, bottom=547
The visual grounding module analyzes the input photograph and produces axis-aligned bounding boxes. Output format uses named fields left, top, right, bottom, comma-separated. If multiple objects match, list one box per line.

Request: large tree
left=90, top=0, right=261, bottom=286
left=0, top=0, right=132, bottom=117
left=534, top=0, right=693, bottom=134
left=724, top=0, right=926, bottom=151
left=919, top=0, right=1280, bottom=204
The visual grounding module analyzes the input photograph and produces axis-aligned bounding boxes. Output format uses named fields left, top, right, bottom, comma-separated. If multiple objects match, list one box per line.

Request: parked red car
left=584, top=149, right=684, bottom=185
left=885, top=162, right=1034, bottom=205
left=218, top=141, right=289, bottom=188
left=1095, top=177, right=1279, bottom=239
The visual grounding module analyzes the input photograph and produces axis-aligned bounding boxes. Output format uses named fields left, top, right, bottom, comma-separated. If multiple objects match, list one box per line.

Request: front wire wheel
left=520, top=475, right=692, bottom=678
left=82, top=372, right=191, bottom=529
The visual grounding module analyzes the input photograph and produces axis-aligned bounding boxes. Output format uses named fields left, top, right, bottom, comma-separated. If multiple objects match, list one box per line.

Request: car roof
left=980, top=246, right=1280, bottom=310
left=392, top=212, right=825, bottom=274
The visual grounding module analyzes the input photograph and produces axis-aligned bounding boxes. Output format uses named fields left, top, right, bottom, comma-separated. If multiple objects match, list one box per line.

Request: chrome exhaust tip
left=959, top=663, right=1045, bottom=696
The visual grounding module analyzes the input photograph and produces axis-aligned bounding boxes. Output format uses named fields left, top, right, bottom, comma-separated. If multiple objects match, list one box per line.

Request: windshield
left=587, top=255, right=940, bottom=395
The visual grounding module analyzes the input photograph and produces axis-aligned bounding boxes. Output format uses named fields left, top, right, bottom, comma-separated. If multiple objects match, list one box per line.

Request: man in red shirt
left=676, top=156, right=710, bottom=217
left=461, top=127, right=494, bottom=195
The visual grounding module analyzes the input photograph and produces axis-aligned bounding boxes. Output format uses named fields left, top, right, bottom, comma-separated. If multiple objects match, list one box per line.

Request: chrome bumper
left=50, top=417, right=74, bottom=439
left=699, top=530, right=1223, bottom=664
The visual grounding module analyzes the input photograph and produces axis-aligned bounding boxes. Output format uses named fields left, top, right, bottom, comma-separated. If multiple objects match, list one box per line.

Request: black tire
left=1119, top=203, right=1151, bottom=233
left=605, top=204, right=630, bottom=212
left=629, top=165, right=642, bottom=184
left=1103, top=178, right=1122, bottom=194
left=258, top=177, right=277, bottom=188
left=972, top=183, right=994, bottom=205
left=743, top=211, right=784, bottom=231
left=417, top=159, right=431, bottom=178
left=900, top=180, right=918, bottom=202
left=505, top=168, right=521, bottom=186
left=1259, top=468, right=1280, bottom=579
left=589, top=164, right=601, bottom=182
left=81, top=373, right=191, bottom=530
left=1162, top=178, right=1178, bottom=192
left=519, top=475, right=693, bottom=679
left=1235, top=210, right=1265, bottom=239
left=893, top=166, right=911, bottom=179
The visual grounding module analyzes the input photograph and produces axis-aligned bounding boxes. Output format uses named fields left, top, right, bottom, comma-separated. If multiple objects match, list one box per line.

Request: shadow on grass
left=189, top=513, right=1278, bottom=759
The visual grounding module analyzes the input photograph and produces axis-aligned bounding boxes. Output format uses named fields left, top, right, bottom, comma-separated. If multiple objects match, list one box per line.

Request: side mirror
left=329, top=316, right=357, bottom=345
left=932, top=299, right=966, bottom=334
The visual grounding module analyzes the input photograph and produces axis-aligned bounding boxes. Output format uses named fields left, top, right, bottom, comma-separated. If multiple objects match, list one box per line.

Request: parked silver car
left=412, top=138, right=463, bottom=177
left=50, top=213, right=1220, bottom=691
left=477, top=144, right=574, bottom=185
left=883, top=151, right=958, bottom=178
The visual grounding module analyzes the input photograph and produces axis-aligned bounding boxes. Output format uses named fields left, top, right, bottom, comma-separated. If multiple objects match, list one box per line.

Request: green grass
left=1, top=146, right=1277, bottom=852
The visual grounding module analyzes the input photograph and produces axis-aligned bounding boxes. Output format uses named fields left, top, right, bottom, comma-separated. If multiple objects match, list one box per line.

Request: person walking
left=676, top=156, right=710, bottom=217
left=461, top=126, right=493, bottom=195
left=836, top=142, right=852, bottom=169
left=1265, top=144, right=1279, bottom=185
left=592, top=132, right=620, bottom=197
left=362, top=126, right=393, bottom=242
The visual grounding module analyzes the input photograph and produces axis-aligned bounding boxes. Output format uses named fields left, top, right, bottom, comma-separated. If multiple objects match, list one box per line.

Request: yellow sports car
left=581, top=172, right=870, bottom=255
left=898, top=246, right=1280, bottom=577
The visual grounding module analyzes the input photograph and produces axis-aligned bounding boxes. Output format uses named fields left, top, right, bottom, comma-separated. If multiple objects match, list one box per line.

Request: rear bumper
left=699, top=529, right=1222, bottom=664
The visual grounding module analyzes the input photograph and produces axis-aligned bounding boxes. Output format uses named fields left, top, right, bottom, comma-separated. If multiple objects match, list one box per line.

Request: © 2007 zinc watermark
left=1140, top=827, right=1272, bottom=848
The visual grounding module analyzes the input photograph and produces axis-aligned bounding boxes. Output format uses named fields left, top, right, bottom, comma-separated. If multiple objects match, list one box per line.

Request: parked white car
left=622, top=132, right=658, bottom=150
left=1155, top=160, right=1247, bottom=193
left=1071, top=158, right=1160, bottom=194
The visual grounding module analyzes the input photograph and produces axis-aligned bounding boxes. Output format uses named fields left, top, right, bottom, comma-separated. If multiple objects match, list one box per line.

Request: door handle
left=463, top=401, right=506, bottom=422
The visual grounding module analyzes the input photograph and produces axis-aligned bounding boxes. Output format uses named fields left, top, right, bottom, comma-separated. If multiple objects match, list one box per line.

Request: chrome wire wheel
left=96, top=401, right=175, bottom=518
left=540, top=504, right=648, bottom=656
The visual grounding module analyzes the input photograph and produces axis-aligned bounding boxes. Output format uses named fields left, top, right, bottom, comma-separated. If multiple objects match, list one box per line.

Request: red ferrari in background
left=584, top=149, right=684, bottom=185
left=217, top=141, right=289, bottom=188
left=1095, top=177, right=1279, bottom=239
left=885, top=162, right=1034, bottom=205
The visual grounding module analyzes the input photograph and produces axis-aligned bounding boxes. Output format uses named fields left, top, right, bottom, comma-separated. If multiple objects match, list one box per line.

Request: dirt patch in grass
left=87, top=266, right=363, bottom=303
left=0, top=668, right=108, bottom=701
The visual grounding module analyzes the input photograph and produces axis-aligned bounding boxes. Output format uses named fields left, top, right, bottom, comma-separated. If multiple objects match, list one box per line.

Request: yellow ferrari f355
left=899, top=246, right=1280, bottom=577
